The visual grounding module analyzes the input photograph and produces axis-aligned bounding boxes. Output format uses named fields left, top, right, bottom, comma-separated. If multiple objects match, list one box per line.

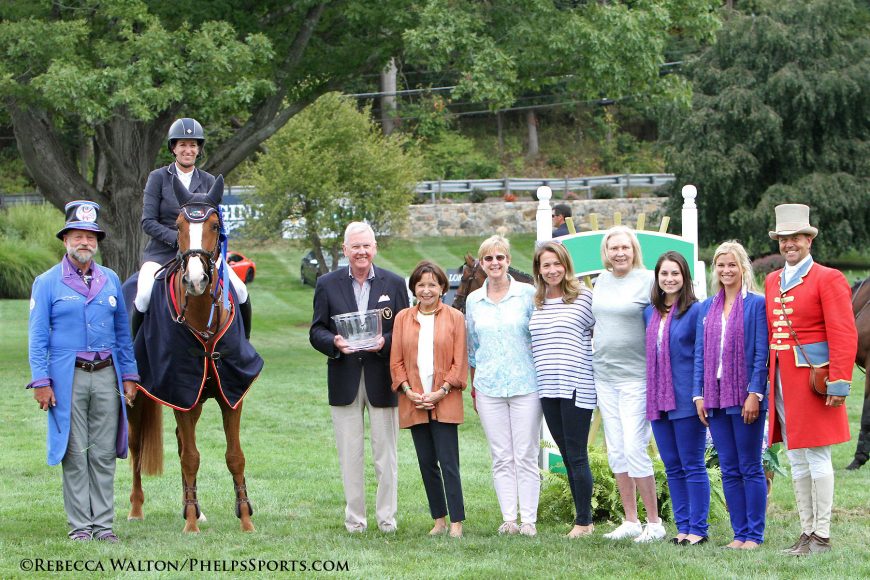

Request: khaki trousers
left=330, top=374, right=398, bottom=531
left=62, top=366, right=120, bottom=537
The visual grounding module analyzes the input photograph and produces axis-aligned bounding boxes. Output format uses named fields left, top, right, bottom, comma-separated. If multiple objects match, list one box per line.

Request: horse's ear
left=465, top=253, right=474, bottom=266
left=206, top=175, right=224, bottom=207
left=172, top=175, right=194, bottom=207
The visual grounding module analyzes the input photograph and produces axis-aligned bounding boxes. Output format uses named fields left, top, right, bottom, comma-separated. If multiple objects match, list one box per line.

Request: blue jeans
left=708, top=410, right=767, bottom=543
left=652, top=415, right=710, bottom=536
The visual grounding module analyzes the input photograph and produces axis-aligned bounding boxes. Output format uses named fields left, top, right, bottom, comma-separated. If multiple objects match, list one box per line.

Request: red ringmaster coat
left=766, top=259, right=857, bottom=450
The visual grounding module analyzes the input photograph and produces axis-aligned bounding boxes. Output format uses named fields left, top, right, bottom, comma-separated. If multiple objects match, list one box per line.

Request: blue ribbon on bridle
left=217, top=205, right=230, bottom=314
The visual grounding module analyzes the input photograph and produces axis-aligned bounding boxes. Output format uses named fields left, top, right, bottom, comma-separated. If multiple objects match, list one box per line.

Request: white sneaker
left=603, top=520, right=643, bottom=540
left=634, top=521, right=667, bottom=543
left=498, top=521, right=520, bottom=535
left=519, top=523, right=537, bottom=537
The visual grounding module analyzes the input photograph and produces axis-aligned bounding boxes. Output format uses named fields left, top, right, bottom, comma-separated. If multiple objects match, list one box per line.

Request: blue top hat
left=56, top=200, right=106, bottom=241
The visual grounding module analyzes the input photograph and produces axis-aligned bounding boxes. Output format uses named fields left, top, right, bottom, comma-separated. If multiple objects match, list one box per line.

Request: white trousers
left=330, top=375, right=399, bottom=532
left=775, top=371, right=833, bottom=480
left=135, top=258, right=247, bottom=312
left=595, top=379, right=654, bottom=478
left=476, top=391, right=543, bottom=524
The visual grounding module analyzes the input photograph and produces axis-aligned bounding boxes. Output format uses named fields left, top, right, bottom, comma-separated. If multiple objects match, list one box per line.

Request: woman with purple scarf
left=693, top=241, right=769, bottom=549
left=643, top=252, right=707, bottom=546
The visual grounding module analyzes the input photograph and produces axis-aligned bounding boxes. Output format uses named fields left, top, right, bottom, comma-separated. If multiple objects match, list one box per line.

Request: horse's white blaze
left=186, top=222, right=207, bottom=291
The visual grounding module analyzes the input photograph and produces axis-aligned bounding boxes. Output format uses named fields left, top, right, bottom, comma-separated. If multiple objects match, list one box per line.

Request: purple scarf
left=702, top=289, right=748, bottom=410
left=645, top=305, right=677, bottom=420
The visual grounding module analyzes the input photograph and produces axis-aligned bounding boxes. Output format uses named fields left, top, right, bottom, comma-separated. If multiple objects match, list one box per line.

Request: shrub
left=0, top=238, right=59, bottom=298
left=0, top=203, right=65, bottom=298
left=591, top=185, right=619, bottom=199
left=752, top=253, right=785, bottom=278
left=546, top=154, right=567, bottom=169
left=538, top=444, right=728, bottom=525
left=422, top=132, right=499, bottom=180
left=468, top=188, right=488, bottom=203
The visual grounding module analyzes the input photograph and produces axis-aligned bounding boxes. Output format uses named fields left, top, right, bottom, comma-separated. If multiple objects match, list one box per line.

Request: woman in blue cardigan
left=694, top=241, right=768, bottom=549
left=643, top=251, right=708, bottom=545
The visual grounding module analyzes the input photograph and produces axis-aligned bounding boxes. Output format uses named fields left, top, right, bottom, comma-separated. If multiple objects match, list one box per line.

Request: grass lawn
left=1, top=236, right=868, bottom=579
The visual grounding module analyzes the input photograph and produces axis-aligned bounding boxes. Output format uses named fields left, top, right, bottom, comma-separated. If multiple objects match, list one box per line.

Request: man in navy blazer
left=309, top=222, right=409, bottom=533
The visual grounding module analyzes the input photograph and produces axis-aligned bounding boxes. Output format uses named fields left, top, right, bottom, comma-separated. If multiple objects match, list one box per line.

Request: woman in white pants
left=592, top=226, right=665, bottom=543
left=466, top=235, right=541, bottom=537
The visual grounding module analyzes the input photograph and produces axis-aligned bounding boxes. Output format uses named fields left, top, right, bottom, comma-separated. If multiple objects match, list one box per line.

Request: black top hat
left=56, top=200, right=106, bottom=241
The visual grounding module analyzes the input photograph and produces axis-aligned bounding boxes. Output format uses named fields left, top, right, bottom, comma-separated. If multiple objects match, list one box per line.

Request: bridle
left=166, top=203, right=224, bottom=340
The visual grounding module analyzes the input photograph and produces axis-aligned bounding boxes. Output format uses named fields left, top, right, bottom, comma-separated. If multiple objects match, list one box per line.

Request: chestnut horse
left=127, top=175, right=263, bottom=531
left=452, top=253, right=534, bottom=313
left=847, top=276, right=870, bottom=469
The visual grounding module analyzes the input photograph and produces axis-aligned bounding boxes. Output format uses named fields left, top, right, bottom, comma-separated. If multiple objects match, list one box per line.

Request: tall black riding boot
left=239, top=297, right=252, bottom=340
left=130, top=308, right=144, bottom=339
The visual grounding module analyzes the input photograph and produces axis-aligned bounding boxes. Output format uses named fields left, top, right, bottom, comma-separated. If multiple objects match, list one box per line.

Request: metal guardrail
left=1, top=173, right=674, bottom=209
left=0, top=193, right=45, bottom=207
left=415, top=173, right=675, bottom=203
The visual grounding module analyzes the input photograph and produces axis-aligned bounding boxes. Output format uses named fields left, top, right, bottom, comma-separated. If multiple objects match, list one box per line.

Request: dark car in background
left=300, top=250, right=349, bottom=286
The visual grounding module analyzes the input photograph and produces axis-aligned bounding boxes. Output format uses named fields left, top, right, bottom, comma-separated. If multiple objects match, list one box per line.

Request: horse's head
left=173, top=175, right=224, bottom=296
left=452, top=253, right=486, bottom=313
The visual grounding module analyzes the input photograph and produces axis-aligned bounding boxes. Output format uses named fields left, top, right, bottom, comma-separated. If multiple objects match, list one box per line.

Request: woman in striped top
left=529, top=241, right=596, bottom=538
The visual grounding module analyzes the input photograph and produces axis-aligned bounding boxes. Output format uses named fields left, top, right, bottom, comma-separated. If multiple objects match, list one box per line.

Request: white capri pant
left=476, top=391, right=543, bottom=524
left=775, top=370, right=833, bottom=480
left=595, top=379, right=654, bottom=478
left=135, top=258, right=248, bottom=312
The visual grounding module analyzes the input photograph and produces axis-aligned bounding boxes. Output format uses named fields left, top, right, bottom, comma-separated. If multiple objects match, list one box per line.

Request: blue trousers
left=708, top=410, right=767, bottom=543
left=652, top=415, right=710, bottom=536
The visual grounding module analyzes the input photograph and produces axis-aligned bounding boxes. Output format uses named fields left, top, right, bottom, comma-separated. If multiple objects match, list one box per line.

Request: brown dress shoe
left=782, top=533, right=810, bottom=554
left=807, top=533, right=832, bottom=554
left=787, top=534, right=812, bottom=556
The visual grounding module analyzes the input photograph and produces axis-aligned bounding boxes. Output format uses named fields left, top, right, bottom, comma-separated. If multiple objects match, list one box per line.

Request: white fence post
left=536, top=186, right=553, bottom=245
left=681, top=184, right=707, bottom=299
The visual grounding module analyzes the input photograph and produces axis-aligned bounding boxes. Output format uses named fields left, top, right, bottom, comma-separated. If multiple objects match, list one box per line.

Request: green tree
left=0, top=0, right=411, bottom=277
left=661, top=0, right=870, bottom=259
left=403, top=0, right=721, bottom=156
left=248, top=92, right=422, bottom=270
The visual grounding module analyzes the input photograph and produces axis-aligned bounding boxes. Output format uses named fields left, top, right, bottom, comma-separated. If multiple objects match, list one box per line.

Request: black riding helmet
left=167, top=118, right=205, bottom=156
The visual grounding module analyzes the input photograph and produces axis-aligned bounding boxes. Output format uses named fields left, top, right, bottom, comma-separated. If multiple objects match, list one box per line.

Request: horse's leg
left=217, top=397, right=254, bottom=532
left=174, top=404, right=204, bottom=533
left=127, top=399, right=145, bottom=520
left=847, top=364, right=870, bottom=470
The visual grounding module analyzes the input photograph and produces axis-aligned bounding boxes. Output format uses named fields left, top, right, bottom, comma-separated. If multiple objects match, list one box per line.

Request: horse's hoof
left=241, top=521, right=256, bottom=533
left=183, top=524, right=201, bottom=534
left=127, top=515, right=144, bottom=521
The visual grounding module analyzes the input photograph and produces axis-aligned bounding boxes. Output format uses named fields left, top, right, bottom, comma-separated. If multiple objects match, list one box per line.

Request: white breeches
left=134, top=258, right=248, bottom=313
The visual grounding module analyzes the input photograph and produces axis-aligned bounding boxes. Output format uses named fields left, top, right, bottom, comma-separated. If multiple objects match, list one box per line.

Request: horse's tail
left=136, top=396, right=164, bottom=476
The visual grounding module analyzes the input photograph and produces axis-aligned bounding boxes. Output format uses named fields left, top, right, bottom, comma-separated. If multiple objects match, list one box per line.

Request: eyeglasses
left=482, top=254, right=507, bottom=263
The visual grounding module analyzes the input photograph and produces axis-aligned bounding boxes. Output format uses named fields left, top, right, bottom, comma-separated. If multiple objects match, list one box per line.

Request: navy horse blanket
left=133, top=272, right=263, bottom=411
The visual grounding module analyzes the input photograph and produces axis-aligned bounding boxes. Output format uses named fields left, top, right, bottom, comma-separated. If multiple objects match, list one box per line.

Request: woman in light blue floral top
left=466, top=235, right=541, bottom=537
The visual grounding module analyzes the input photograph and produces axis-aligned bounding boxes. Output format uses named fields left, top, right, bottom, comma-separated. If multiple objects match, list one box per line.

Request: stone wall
left=402, top=197, right=668, bottom=237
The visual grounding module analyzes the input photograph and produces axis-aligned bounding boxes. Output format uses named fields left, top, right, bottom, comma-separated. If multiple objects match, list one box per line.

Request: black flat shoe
left=687, top=537, right=708, bottom=546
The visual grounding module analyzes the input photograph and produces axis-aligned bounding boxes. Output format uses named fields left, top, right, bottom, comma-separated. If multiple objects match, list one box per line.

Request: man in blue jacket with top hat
left=28, top=200, right=139, bottom=543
